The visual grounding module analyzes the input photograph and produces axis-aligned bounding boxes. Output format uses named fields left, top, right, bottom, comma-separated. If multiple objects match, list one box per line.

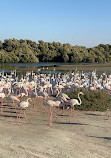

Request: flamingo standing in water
left=0, top=92, right=6, bottom=114
left=66, top=92, right=84, bottom=121
left=17, top=98, right=32, bottom=125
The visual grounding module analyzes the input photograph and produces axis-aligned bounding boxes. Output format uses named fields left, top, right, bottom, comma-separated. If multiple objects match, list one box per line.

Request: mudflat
left=0, top=97, right=111, bottom=158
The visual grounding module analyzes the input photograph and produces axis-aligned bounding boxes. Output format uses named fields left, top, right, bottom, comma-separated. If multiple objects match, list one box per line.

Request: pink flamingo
left=9, top=95, right=20, bottom=117
left=17, top=98, right=32, bottom=125
left=66, top=92, right=84, bottom=122
left=0, top=92, right=6, bottom=114
left=46, top=100, right=59, bottom=126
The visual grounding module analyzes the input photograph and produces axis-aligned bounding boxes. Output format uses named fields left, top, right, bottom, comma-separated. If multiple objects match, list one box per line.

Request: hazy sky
left=1, top=0, right=111, bottom=47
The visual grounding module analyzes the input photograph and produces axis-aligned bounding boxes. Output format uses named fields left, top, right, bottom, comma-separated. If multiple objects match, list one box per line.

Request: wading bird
left=46, top=99, right=59, bottom=126
left=0, top=92, right=6, bottom=114
left=8, top=95, right=20, bottom=117
left=17, top=98, right=32, bottom=125
left=66, top=92, right=84, bottom=121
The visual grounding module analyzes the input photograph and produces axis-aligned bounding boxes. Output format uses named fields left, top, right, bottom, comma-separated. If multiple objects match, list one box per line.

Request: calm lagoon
left=0, top=62, right=111, bottom=76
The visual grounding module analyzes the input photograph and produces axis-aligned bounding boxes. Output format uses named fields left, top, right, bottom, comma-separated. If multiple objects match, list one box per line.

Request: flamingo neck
left=78, top=93, right=82, bottom=105
left=27, top=98, right=31, bottom=102
left=56, top=89, right=60, bottom=97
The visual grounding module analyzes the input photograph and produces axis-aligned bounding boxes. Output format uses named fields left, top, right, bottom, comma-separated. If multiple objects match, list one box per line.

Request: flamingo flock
left=0, top=69, right=111, bottom=126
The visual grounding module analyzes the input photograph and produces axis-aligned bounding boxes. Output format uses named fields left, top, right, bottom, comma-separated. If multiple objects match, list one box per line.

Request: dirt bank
left=0, top=97, right=111, bottom=158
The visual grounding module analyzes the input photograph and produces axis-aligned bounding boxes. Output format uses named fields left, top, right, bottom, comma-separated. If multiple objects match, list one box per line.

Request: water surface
left=0, top=62, right=111, bottom=75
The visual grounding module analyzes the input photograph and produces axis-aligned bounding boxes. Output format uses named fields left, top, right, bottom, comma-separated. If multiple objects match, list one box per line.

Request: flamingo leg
left=18, top=108, right=22, bottom=125
left=70, top=108, right=72, bottom=122
left=24, top=111, right=29, bottom=124
left=14, top=103, right=18, bottom=119
left=11, top=104, right=13, bottom=117
left=55, top=111, right=58, bottom=120
left=73, top=106, right=76, bottom=115
left=54, top=108, right=58, bottom=120
left=63, top=103, right=65, bottom=118
left=11, top=101, right=15, bottom=117
left=1, top=98, right=3, bottom=114
left=55, top=106, right=60, bottom=120
left=33, top=100, right=35, bottom=112
left=12, top=101, right=18, bottom=118
left=76, top=104, right=78, bottom=110
left=108, top=113, right=111, bottom=120
left=32, top=99, right=35, bottom=116
left=42, top=99, right=46, bottom=113
left=49, top=107, right=52, bottom=126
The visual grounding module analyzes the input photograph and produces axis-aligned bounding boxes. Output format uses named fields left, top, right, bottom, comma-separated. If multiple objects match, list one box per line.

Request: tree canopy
left=0, top=38, right=111, bottom=63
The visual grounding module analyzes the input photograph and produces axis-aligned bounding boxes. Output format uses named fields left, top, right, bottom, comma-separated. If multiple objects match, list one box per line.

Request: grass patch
left=65, top=88, right=111, bottom=111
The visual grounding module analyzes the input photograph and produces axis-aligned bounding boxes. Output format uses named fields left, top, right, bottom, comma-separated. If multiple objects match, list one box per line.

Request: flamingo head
left=27, top=98, right=32, bottom=102
left=79, top=92, right=84, bottom=95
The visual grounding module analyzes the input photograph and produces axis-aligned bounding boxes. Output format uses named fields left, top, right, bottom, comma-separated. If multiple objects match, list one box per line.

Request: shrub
left=65, top=88, right=111, bottom=111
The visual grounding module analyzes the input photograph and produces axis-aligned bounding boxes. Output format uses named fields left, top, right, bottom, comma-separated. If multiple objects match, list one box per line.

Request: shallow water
left=0, top=62, right=110, bottom=75
left=0, top=62, right=107, bottom=67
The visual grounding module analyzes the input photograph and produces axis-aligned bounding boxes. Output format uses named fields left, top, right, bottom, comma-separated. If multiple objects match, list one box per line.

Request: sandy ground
left=0, top=97, right=111, bottom=158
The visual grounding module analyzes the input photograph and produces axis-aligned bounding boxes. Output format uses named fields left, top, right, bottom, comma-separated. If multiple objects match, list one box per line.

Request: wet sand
left=0, top=97, right=111, bottom=158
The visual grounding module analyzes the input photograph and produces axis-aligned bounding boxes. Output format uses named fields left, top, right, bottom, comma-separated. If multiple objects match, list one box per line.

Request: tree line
left=0, top=38, right=111, bottom=63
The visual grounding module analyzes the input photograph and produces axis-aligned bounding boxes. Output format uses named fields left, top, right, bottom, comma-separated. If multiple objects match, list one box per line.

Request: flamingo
left=8, top=95, right=20, bottom=117
left=32, top=84, right=48, bottom=112
left=66, top=92, right=84, bottom=121
left=46, top=100, right=59, bottom=126
left=55, top=96, right=68, bottom=118
left=56, top=92, right=70, bottom=117
left=0, top=92, right=6, bottom=114
left=31, top=91, right=37, bottom=114
left=9, top=95, right=20, bottom=105
left=37, top=90, right=49, bottom=112
left=17, top=98, right=32, bottom=125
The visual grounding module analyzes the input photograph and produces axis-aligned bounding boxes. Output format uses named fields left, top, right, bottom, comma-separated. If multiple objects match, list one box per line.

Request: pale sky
left=1, top=0, right=111, bottom=47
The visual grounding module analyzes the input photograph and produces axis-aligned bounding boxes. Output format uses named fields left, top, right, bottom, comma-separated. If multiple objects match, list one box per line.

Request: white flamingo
left=66, top=92, right=84, bottom=121
left=8, top=95, right=20, bottom=117
left=0, top=92, right=6, bottom=114
left=17, top=98, right=32, bottom=125
left=46, top=99, right=59, bottom=126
